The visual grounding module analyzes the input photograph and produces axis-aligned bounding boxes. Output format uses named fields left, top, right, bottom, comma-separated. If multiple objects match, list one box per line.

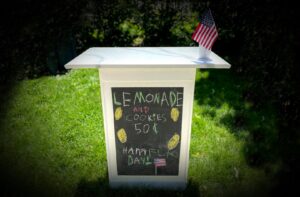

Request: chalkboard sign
left=112, top=87, right=184, bottom=176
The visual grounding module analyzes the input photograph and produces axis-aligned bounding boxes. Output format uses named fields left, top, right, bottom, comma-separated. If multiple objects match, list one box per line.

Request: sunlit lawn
left=0, top=69, right=280, bottom=196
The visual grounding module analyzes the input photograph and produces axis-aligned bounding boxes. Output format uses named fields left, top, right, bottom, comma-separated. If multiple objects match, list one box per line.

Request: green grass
left=0, top=69, right=280, bottom=196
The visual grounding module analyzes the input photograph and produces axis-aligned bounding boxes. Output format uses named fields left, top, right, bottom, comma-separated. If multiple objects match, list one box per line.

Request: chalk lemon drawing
left=117, top=128, right=127, bottom=143
left=114, top=107, right=123, bottom=120
left=170, top=107, right=180, bottom=122
left=167, top=133, right=180, bottom=150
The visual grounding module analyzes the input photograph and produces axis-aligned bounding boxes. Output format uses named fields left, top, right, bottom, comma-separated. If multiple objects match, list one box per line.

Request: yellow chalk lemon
left=167, top=133, right=180, bottom=150
left=170, top=107, right=180, bottom=122
left=117, top=128, right=127, bottom=143
left=114, top=107, right=123, bottom=120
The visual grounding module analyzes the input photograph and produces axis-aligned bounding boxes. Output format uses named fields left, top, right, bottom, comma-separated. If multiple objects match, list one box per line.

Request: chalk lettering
left=113, top=92, right=121, bottom=106
left=112, top=88, right=183, bottom=175
left=134, top=114, right=139, bottom=121
left=133, top=106, right=140, bottom=113
left=161, top=114, right=167, bottom=122
left=128, top=155, right=133, bottom=166
left=145, top=93, right=154, bottom=103
left=127, top=155, right=153, bottom=166
left=143, top=124, right=150, bottom=134
left=123, top=146, right=178, bottom=162
left=132, top=106, right=150, bottom=114
left=147, top=114, right=153, bottom=122
left=123, top=147, right=127, bottom=154
left=153, top=93, right=160, bottom=104
left=128, top=147, right=134, bottom=155
left=177, top=92, right=183, bottom=106
left=169, top=91, right=177, bottom=107
left=145, top=156, right=152, bottom=165
left=134, top=92, right=145, bottom=105
left=131, top=91, right=183, bottom=107
left=126, top=113, right=166, bottom=123
left=135, top=148, right=147, bottom=156
left=134, top=123, right=142, bottom=134
left=122, top=92, right=131, bottom=107
left=125, top=114, right=133, bottom=121
left=144, top=106, right=150, bottom=114
left=149, top=148, right=158, bottom=157
left=161, top=92, right=169, bottom=106
left=153, top=122, right=158, bottom=134
left=134, top=123, right=150, bottom=134
left=167, top=150, right=178, bottom=159
left=140, top=114, right=146, bottom=121
left=134, top=157, right=140, bottom=165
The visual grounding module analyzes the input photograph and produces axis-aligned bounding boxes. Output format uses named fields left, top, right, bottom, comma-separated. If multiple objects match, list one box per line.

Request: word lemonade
left=112, top=88, right=184, bottom=175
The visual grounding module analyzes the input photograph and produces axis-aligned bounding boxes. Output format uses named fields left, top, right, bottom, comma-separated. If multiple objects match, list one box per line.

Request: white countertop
left=65, top=47, right=230, bottom=69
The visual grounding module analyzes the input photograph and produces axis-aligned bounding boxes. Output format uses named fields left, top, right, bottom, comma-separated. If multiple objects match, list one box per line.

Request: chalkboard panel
left=112, top=87, right=184, bottom=176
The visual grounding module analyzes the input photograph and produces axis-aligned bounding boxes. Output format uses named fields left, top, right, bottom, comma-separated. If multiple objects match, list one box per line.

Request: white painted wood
left=66, top=47, right=230, bottom=189
left=65, top=47, right=230, bottom=69
left=99, top=68, right=196, bottom=189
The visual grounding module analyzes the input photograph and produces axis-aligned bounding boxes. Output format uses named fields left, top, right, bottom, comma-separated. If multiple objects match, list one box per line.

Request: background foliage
left=0, top=0, right=298, bottom=196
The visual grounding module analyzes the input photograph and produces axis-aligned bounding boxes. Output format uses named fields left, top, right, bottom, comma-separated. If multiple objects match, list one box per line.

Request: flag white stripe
left=194, top=24, right=201, bottom=38
left=191, top=24, right=200, bottom=40
left=196, top=26, right=208, bottom=43
left=206, top=32, right=218, bottom=49
left=196, top=24, right=205, bottom=42
left=197, top=26, right=210, bottom=44
left=203, top=27, right=217, bottom=48
left=193, top=24, right=204, bottom=42
left=206, top=30, right=218, bottom=49
left=154, top=158, right=166, bottom=167
left=192, top=23, right=203, bottom=41
left=201, top=26, right=214, bottom=46
left=201, top=24, right=216, bottom=48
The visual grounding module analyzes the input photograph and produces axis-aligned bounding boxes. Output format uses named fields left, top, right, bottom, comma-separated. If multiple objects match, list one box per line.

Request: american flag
left=154, top=158, right=166, bottom=167
left=192, top=9, right=218, bottom=50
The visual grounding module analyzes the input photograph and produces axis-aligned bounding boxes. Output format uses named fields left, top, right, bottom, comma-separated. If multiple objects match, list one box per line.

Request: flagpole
left=199, top=43, right=201, bottom=59
left=198, top=43, right=211, bottom=60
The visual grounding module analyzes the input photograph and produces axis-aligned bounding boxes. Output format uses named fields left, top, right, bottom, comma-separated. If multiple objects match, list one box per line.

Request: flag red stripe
left=192, top=24, right=201, bottom=40
left=206, top=31, right=218, bottom=49
left=197, top=26, right=210, bottom=44
left=202, top=26, right=217, bottom=48
left=207, top=26, right=218, bottom=48
left=194, top=24, right=205, bottom=42
left=202, top=24, right=216, bottom=47
left=154, top=158, right=166, bottom=167
left=209, top=37, right=217, bottom=49
left=206, top=29, right=218, bottom=49
left=199, top=28, right=210, bottom=46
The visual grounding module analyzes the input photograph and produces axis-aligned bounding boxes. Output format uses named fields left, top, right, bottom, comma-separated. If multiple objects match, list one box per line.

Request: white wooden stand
left=65, top=47, right=230, bottom=190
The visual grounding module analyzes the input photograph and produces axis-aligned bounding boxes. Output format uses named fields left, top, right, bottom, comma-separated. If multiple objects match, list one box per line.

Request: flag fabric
left=192, top=9, right=218, bottom=50
left=154, top=158, right=166, bottom=167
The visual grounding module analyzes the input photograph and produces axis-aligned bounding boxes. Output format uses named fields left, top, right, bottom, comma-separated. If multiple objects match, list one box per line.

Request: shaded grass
left=0, top=69, right=280, bottom=196
left=0, top=70, right=106, bottom=196
left=190, top=70, right=280, bottom=196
